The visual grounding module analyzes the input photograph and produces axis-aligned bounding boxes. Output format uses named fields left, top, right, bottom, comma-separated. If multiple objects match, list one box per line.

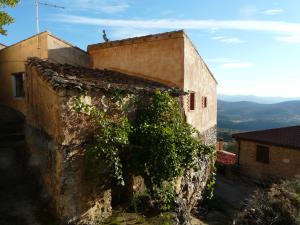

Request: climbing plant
left=73, top=90, right=216, bottom=211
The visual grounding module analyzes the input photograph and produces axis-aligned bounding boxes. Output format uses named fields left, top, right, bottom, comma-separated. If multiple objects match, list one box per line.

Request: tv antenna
left=35, top=0, right=65, bottom=33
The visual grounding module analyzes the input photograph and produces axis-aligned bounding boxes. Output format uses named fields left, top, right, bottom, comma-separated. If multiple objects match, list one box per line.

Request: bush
left=233, top=176, right=300, bottom=225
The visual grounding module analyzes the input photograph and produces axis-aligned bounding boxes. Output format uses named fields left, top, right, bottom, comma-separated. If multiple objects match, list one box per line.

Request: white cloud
left=221, top=62, right=252, bottom=69
left=276, top=35, right=300, bottom=44
left=212, top=36, right=244, bottom=44
left=52, top=16, right=300, bottom=35
left=62, top=0, right=129, bottom=14
left=262, top=9, right=284, bottom=16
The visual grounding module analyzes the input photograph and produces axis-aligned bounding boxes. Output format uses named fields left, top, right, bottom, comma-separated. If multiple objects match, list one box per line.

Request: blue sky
left=1, top=0, right=300, bottom=97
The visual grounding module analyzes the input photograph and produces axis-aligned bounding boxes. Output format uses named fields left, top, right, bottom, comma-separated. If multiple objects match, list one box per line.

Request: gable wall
left=0, top=32, right=49, bottom=114
left=47, top=35, right=90, bottom=67
left=239, top=140, right=300, bottom=180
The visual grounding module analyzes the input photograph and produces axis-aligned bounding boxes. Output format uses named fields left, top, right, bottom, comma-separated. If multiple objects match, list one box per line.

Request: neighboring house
left=88, top=30, right=217, bottom=145
left=233, top=126, right=300, bottom=180
left=0, top=31, right=90, bottom=114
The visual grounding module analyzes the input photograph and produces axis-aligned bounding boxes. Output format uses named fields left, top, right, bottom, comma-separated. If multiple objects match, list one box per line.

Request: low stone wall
left=25, top=125, right=112, bottom=224
left=200, top=125, right=217, bottom=146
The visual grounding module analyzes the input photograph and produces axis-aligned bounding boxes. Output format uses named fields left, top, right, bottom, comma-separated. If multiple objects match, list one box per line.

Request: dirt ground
left=199, top=174, right=259, bottom=225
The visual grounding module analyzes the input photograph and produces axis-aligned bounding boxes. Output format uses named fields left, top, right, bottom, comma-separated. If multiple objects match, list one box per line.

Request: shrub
left=233, top=176, right=300, bottom=225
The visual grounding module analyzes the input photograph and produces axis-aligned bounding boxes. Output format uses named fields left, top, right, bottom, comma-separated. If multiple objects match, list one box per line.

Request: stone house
left=233, top=126, right=300, bottom=180
left=25, top=57, right=189, bottom=224
left=0, top=31, right=90, bottom=114
left=88, top=30, right=217, bottom=145
left=0, top=30, right=217, bottom=224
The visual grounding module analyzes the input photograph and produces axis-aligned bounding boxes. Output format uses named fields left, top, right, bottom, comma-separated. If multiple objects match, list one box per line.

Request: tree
left=0, top=0, right=20, bottom=35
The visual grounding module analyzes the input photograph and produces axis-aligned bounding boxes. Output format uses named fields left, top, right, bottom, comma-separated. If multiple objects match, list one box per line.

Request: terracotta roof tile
left=232, top=126, right=300, bottom=150
left=26, top=57, right=184, bottom=96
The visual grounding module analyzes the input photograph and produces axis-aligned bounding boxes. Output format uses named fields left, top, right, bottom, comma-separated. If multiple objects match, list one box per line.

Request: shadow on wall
left=48, top=47, right=90, bottom=68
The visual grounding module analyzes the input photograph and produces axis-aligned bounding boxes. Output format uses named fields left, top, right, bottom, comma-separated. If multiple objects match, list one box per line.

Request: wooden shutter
left=190, top=93, right=195, bottom=110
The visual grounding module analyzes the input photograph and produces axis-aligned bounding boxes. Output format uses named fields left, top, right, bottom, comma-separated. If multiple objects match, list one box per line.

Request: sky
left=1, top=0, right=300, bottom=97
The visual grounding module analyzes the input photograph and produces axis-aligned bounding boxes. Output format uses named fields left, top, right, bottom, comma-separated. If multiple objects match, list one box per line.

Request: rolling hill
left=218, top=100, right=300, bottom=132
left=218, top=94, right=300, bottom=104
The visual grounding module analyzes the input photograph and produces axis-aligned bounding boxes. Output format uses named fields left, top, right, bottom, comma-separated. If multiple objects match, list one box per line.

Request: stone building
left=0, top=31, right=90, bottom=114
left=88, top=30, right=217, bottom=145
left=25, top=57, right=193, bottom=224
left=0, top=30, right=217, bottom=224
left=233, top=126, right=300, bottom=180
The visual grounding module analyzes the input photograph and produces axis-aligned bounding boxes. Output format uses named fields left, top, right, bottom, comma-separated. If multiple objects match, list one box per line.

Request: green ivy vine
left=73, top=90, right=216, bottom=211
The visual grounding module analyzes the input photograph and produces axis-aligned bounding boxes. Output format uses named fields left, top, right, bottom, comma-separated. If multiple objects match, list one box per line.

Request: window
left=12, top=72, right=25, bottom=98
left=202, top=96, right=207, bottom=108
left=256, top=145, right=269, bottom=164
left=189, top=92, right=195, bottom=110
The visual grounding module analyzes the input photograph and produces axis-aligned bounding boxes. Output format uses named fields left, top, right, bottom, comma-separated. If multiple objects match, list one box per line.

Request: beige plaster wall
left=0, top=32, right=90, bottom=115
left=0, top=32, right=49, bottom=114
left=183, top=35, right=217, bottom=143
left=88, top=32, right=184, bottom=87
left=25, top=67, right=61, bottom=139
left=88, top=31, right=217, bottom=144
left=47, top=35, right=90, bottom=67
left=239, top=140, right=300, bottom=180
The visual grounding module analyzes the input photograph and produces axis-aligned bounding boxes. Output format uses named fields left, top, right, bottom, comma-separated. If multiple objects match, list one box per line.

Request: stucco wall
left=239, top=140, right=300, bottom=180
left=183, top=35, right=217, bottom=144
left=0, top=32, right=90, bottom=115
left=88, top=32, right=184, bottom=87
left=88, top=31, right=217, bottom=145
left=0, top=32, right=49, bottom=114
left=47, top=34, right=90, bottom=67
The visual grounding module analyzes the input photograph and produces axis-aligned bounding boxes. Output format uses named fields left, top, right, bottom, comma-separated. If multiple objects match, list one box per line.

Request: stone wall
left=200, top=125, right=217, bottom=146
left=239, top=140, right=300, bottom=180
left=25, top=68, right=115, bottom=224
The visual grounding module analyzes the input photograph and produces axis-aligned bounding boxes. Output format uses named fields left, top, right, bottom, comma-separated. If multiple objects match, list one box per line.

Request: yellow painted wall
left=0, top=32, right=49, bottom=114
left=47, top=34, right=90, bottom=67
left=183, top=35, right=217, bottom=136
left=26, top=67, right=61, bottom=140
left=0, top=32, right=90, bottom=115
left=88, top=31, right=217, bottom=143
left=239, top=140, right=300, bottom=180
left=88, top=31, right=184, bottom=87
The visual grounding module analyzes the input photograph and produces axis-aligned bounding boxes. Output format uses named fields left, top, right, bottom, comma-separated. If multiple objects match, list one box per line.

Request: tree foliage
left=0, top=0, right=20, bottom=35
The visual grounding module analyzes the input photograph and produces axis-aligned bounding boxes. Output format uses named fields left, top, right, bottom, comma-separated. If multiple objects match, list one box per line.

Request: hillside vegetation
left=234, top=176, right=300, bottom=225
left=218, top=100, right=300, bottom=131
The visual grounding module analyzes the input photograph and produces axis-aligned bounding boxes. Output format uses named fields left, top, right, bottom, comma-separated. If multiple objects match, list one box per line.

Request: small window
left=12, top=72, right=25, bottom=98
left=190, top=92, right=195, bottom=110
left=256, top=145, right=269, bottom=164
left=202, top=96, right=208, bottom=108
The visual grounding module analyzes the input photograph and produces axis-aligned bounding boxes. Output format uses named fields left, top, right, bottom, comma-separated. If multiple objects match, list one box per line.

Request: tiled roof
left=26, top=57, right=184, bottom=95
left=232, top=126, right=300, bottom=150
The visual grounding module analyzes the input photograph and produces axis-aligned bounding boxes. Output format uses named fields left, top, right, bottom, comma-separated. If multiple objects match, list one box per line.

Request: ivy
left=73, top=90, right=216, bottom=211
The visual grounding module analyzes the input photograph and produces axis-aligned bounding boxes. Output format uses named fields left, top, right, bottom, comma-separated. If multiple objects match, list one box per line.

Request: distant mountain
left=218, top=100, right=300, bottom=131
left=218, top=94, right=300, bottom=104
